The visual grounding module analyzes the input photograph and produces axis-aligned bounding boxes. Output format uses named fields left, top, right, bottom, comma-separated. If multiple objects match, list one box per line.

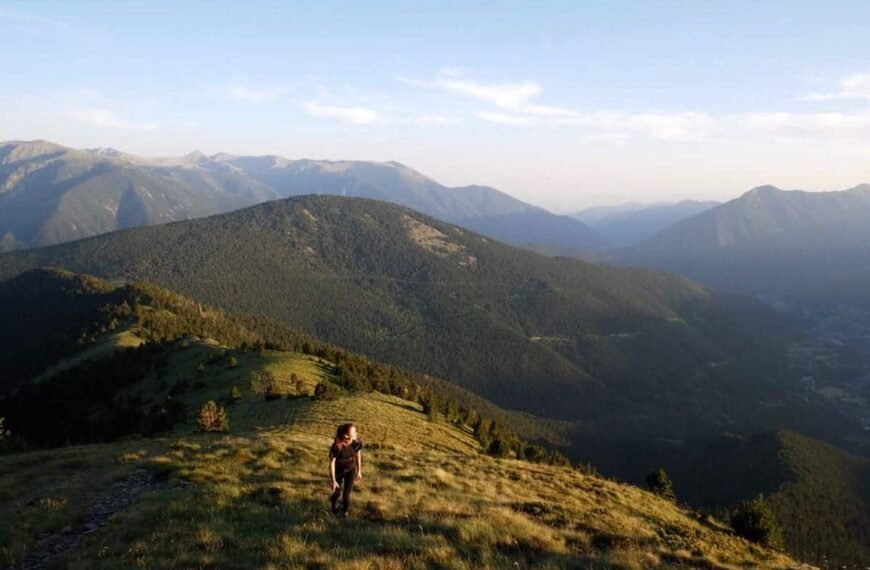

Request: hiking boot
left=339, top=510, right=349, bottom=518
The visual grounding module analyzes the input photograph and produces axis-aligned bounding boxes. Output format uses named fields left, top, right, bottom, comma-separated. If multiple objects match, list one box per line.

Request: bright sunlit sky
left=3, top=1, right=870, bottom=210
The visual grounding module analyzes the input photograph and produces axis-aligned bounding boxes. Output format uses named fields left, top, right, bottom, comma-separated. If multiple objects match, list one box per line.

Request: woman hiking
left=328, top=423, right=362, bottom=517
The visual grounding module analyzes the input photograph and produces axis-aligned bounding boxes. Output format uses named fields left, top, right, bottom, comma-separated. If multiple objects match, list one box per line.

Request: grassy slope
left=0, top=389, right=799, bottom=569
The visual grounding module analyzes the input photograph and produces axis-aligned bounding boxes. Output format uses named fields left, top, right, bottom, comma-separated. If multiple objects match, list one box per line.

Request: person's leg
left=341, top=467, right=357, bottom=514
left=330, top=468, right=344, bottom=512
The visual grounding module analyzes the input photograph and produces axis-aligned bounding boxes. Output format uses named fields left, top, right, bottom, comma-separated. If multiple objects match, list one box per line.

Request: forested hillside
left=2, top=196, right=860, bottom=463
left=677, top=431, right=870, bottom=568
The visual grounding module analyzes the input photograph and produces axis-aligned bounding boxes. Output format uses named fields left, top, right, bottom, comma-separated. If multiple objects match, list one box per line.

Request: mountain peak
left=0, top=139, right=68, bottom=164
left=743, top=184, right=784, bottom=198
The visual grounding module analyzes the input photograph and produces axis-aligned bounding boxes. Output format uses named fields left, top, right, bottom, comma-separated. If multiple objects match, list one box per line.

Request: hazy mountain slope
left=194, top=154, right=608, bottom=250
left=0, top=141, right=278, bottom=252
left=623, top=185, right=870, bottom=301
left=0, top=140, right=606, bottom=253
left=574, top=200, right=720, bottom=247
left=3, top=195, right=853, bottom=457
left=678, top=430, right=870, bottom=568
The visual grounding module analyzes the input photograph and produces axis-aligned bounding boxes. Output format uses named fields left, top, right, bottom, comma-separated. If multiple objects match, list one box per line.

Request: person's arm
left=355, top=449, right=362, bottom=481
left=329, top=457, right=338, bottom=491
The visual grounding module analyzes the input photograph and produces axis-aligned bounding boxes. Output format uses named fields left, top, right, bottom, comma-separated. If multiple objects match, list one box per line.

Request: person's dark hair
left=334, top=423, right=355, bottom=449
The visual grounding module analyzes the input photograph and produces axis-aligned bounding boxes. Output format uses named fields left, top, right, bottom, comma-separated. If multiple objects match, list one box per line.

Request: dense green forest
left=676, top=430, right=870, bottom=568
left=2, top=195, right=856, bottom=459
left=0, top=268, right=565, bottom=465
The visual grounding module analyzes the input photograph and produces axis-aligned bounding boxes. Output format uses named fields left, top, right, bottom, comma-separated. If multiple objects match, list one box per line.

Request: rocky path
left=14, top=470, right=162, bottom=570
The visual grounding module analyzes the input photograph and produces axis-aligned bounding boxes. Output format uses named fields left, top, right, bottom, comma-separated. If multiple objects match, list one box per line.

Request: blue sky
left=3, top=1, right=870, bottom=210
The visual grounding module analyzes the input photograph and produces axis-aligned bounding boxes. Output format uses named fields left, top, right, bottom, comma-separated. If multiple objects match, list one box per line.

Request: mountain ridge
left=0, top=139, right=606, bottom=253
left=621, top=183, right=870, bottom=301
left=573, top=200, right=720, bottom=248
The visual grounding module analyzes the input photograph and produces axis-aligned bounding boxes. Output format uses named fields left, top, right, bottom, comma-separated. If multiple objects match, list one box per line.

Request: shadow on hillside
left=381, top=399, right=421, bottom=414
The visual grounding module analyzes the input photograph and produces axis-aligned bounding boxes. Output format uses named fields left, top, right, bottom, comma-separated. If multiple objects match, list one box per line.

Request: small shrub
left=197, top=401, right=229, bottom=433
left=730, top=495, right=783, bottom=548
left=264, top=383, right=282, bottom=401
left=311, top=381, right=339, bottom=401
left=645, top=468, right=676, bottom=502
left=487, top=438, right=512, bottom=458
left=229, top=386, right=242, bottom=402
left=291, top=373, right=305, bottom=395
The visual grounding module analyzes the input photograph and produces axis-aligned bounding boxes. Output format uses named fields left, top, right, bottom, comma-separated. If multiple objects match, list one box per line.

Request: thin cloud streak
left=227, top=84, right=289, bottom=103
left=303, top=102, right=380, bottom=125
left=0, top=7, right=69, bottom=29
left=71, top=108, right=159, bottom=132
left=802, top=72, right=870, bottom=101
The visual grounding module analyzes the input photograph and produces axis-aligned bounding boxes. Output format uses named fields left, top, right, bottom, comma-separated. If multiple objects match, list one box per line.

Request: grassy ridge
left=0, top=392, right=799, bottom=569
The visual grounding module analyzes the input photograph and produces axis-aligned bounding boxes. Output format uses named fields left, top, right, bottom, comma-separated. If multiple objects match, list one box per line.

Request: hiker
left=328, top=422, right=363, bottom=517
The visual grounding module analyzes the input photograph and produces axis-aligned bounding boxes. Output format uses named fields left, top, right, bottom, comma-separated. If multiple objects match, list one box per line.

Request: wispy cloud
left=433, top=76, right=542, bottom=110
left=475, top=112, right=537, bottom=127
left=227, top=84, right=288, bottom=103
left=414, top=115, right=460, bottom=127
left=742, top=111, right=870, bottom=137
left=0, top=7, right=69, bottom=29
left=410, top=70, right=578, bottom=118
left=303, top=102, right=380, bottom=125
left=71, top=108, right=159, bottom=131
left=409, top=70, right=717, bottom=140
left=802, top=72, right=870, bottom=101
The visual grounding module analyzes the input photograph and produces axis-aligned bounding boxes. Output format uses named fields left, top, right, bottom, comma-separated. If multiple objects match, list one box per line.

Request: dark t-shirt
left=329, top=440, right=362, bottom=470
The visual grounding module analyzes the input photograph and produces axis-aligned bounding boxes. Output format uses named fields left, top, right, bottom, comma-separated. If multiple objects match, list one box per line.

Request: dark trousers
left=330, top=466, right=357, bottom=513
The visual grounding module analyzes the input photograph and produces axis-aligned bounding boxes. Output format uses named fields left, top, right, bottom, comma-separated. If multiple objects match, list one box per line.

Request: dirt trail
left=15, top=470, right=162, bottom=570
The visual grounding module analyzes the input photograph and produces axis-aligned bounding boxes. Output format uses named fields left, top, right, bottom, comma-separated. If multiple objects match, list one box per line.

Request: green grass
left=0, top=391, right=798, bottom=569
left=33, top=330, right=145, bottom=383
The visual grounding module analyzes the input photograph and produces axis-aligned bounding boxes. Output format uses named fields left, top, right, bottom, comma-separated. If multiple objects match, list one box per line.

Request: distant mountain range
left=573, top=200, right=720, bottom=247
left=0, top=140, right=605, bottom=253
left=621, top=184, right=870, bottom=305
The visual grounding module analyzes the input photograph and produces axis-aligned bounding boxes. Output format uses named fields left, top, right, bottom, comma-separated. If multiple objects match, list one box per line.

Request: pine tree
left=197, top=400, right=229, bottom=432
left=645, top=468, right=677, bottom=502
left=730, top=495, right=784, bottom=548
left=312, top=381, right=338, bottom=400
